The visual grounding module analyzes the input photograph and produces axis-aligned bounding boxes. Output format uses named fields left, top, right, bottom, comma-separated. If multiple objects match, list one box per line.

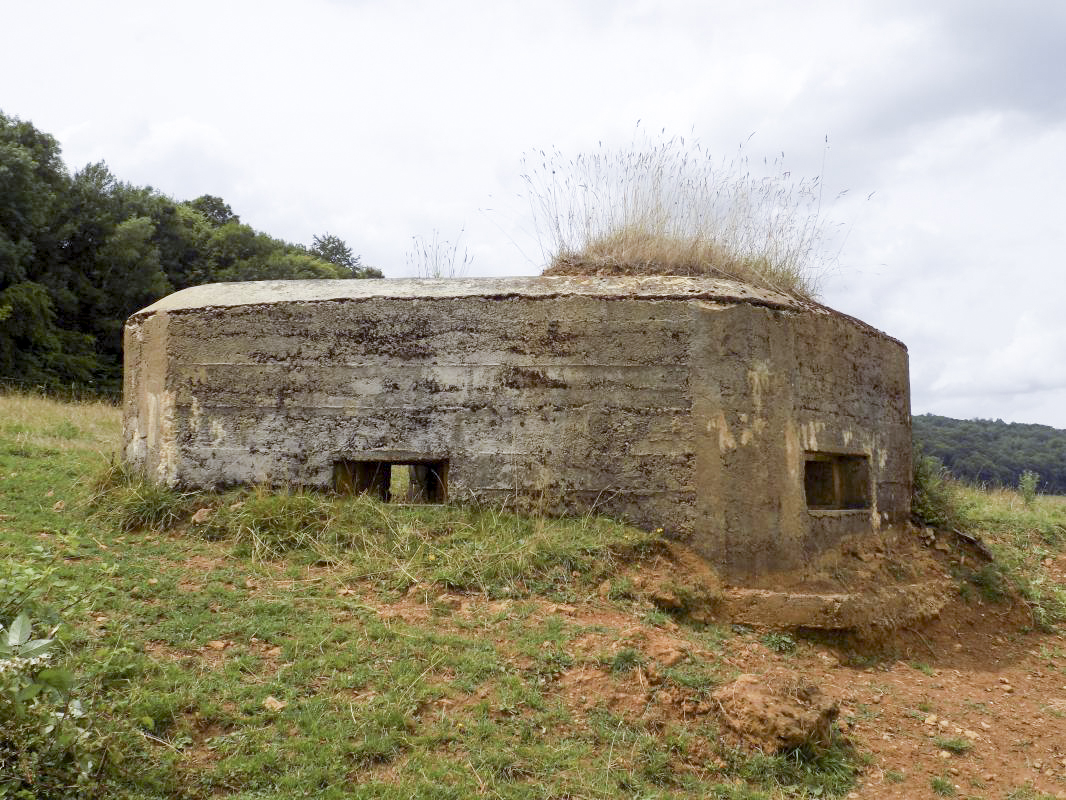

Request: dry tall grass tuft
left=522, top=132, right=834, bottom=299
left=405, top=227, right=473, bottom=279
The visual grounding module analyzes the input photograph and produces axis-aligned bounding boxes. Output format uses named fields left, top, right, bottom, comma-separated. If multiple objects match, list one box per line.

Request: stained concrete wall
left=123, top=276, right=911, bottom=576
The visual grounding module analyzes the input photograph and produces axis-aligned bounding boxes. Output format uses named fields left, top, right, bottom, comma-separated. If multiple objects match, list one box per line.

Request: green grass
left=1005, top=787, right=1060, bottom=800
left=934, top=736, right=973, bottom=755
left=914, top=457, right=1066, bottom=630
left=0, top=391, right=863, bottom=798
left=931, top=775, right=957, bottom=795
left=947, top=485, right=1066, bottom=630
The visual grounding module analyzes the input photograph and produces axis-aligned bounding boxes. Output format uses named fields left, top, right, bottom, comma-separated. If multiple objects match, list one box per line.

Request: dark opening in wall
left=333, top=459, right=448, bottom=503
left=804, top=452, right=870, bottom=510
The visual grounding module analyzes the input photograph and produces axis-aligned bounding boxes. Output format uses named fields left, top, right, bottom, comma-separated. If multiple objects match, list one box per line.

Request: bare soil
left=166, top=532, right=1066, bottom=799
left=522, top=542, right=1066, bottom=798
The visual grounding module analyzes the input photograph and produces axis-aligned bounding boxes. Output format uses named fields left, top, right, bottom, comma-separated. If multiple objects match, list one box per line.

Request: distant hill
left=913, top=414, right=1066, bottom=494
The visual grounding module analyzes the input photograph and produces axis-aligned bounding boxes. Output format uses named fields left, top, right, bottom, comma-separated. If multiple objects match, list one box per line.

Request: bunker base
left=717, top=525, right=955, bottom=631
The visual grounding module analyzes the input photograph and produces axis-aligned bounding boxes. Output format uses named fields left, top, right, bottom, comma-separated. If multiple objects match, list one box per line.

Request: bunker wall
left=123, top=277, right=911, bottom=577
left=125, top=294, right=703, bottom=536
left=687, top=303, right=910, bottom=574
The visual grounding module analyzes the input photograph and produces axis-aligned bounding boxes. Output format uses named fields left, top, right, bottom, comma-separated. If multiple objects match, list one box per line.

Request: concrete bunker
left=123, top=275, right=912, bottom=581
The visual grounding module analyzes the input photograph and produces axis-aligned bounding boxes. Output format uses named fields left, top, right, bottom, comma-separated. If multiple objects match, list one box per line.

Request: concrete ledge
left=721, top=579, right=951, bottom=630
left=132, top=275, right=812, bottom=316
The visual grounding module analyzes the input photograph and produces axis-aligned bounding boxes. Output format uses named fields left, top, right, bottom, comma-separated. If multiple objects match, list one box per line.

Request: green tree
left=0, top=112, right=68, bottom=287
left=0, top=111, right=386, bottom=391
left=914, top=413, right=1066, bottom=495
left=0, top=282, right=95, bottom=385
left=186, top=194, right=239, bottom=227
left=309, top=232, right=356, bottom=271
left=310, top=233, right=382, bottom=278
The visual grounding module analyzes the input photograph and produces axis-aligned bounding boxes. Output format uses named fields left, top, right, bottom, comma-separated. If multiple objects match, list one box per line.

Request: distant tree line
left=0, top=110, right=381, bottom=393
left=913, top=413, right=1066, bottom=494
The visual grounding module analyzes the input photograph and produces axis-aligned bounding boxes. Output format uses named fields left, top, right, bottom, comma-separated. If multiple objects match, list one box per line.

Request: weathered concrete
left=123, top=275, right=911, bottom=577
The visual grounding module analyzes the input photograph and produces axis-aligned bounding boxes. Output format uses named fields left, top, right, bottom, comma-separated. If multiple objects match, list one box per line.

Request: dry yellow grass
left=0, top=390, right=120, bottom=454
left=524, top=133, right=831, bottom=299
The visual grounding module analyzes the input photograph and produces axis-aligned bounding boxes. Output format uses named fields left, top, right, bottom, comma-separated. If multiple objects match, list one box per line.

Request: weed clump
left=89, top=460, right=194, bottom=532
left=912, top=450, right=965, bottom=529
left=198, top=488, right=334, bottom=561
left=934, top=736, right=973, bottom=755
left=719, top=731, right=860, bottom=797
left=1019, top=469, right=1040, bottom=506
left=523, top=132, right=833, bottom=299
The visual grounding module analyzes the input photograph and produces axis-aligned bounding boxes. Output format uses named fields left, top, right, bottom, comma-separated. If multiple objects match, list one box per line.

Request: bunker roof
left=130, top=275, right=901, bottom=347
left=133, top=275, right=813, bottom=317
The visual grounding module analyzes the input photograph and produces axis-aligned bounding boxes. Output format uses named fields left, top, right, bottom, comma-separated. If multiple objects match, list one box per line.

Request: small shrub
left=968, top=563, right=1010, bottom=604
left=760, top=632, right=796, bottom=654
left=0, top=552, right=60, bottom=623
left=609, top=647, right=644, bottom=673
left=0, top=613, right=112, bottom=798
left=912, top=451, right=964, bottom=528
left=1019, top=470, right=1040, bottom=506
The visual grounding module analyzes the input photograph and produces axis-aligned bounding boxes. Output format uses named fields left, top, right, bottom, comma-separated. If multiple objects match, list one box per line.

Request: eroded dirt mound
left=712, top=668, right=839, bottom=752
left=628, top=526, right=962, bottom=631
left=626, top=540, right=725, bottom=621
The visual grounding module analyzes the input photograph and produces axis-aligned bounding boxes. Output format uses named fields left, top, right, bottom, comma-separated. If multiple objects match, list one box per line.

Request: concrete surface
left=123, top=275, right=911, bottom=577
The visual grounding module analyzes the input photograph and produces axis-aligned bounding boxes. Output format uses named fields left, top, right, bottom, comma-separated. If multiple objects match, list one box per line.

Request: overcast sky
left=3, top=0, right=1064, bottom=427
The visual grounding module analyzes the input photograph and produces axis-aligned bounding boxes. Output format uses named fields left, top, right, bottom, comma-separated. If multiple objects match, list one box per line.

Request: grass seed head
left=523, top=132, right=834, bottom=299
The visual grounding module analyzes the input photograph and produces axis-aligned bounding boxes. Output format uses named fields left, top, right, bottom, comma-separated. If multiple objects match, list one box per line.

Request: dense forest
left=0, top=111, right=381, bottom=393
left=913, top=414, right=1066, bottom=494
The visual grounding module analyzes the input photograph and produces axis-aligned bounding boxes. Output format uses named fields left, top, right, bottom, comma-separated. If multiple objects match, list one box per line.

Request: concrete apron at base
left=721, top=580, right=951, bottom=631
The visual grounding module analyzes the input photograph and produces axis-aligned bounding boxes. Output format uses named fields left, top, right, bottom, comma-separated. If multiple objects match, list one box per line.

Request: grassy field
left=1, top=393, right=875, bottom=799
left=4, top=393, right=1066, bottom=799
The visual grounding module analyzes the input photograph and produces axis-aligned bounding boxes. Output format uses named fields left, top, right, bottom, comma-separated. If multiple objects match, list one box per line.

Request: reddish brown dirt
left=158, top=536, right=1066, bottom=798
left=467, top=546, right=1066, bottom=799
left=712, top=669, right=838, bottom=751
left=806, top=594, right=1066, bottom=799
left=525, top=590, right=1066, bottom=798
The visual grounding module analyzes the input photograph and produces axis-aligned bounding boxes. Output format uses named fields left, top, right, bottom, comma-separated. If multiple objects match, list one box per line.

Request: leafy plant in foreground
left=0, top=613, right=102, bottom=798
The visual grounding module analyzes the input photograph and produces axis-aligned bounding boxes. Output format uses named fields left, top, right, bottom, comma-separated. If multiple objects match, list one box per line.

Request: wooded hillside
left=0, top=111, right=379, bottom=393
left=913, top=413, right=1066, bottom=494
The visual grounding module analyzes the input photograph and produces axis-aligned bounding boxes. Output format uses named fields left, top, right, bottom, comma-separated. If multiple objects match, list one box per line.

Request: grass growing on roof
left=522, top=131, right=836, bottom=299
